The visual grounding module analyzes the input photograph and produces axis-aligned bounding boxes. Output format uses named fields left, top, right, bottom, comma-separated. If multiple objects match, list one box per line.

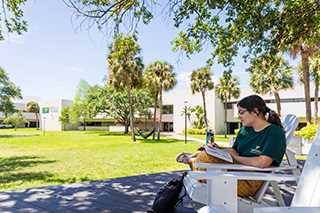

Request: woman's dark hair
left=237, top=95, right=284, bottom=129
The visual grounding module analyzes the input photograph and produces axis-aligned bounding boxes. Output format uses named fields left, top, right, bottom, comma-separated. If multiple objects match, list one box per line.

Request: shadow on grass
left=0, top=134, right=41, bottom=138
left=0, top=156, right=56, bottom=173
left=138, top=138, right=184, bottom=143
left=0, top=156, right=97, bottom=189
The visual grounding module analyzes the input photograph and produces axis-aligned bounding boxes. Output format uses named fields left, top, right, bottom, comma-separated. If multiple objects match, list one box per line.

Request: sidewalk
left=160, top=132, right=227, bottom=146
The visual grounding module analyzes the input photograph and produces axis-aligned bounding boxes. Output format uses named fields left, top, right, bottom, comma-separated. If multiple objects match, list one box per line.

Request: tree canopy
left=0, top=66, right=22, bottom=117
left=26, top=101, right=39, bottom=129
left=59, top=105, right=71, bottom=131
left=0, top=0, right=28, bottom=41
left=107, top=33, right=144, bottom=141
left=3, top=110, right=29, bottom=131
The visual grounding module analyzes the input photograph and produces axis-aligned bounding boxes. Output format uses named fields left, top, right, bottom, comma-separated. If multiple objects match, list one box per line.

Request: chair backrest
left=281, top=114, right=299, bottom=146
left=291, top=124, right=320, bottom=207
left=252, top=114, right=299, bottom=202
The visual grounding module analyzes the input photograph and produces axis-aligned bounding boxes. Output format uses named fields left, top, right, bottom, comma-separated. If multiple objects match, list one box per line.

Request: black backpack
left=149, top=172, right=187, bottom=213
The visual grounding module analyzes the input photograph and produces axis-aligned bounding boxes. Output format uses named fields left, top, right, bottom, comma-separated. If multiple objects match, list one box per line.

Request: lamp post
left=43, top=117, right=46, bottom=136
left=184, top=100, right=188, bottom=144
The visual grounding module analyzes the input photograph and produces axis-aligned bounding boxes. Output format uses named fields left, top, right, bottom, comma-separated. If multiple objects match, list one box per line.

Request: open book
left=197, top=145, right=233, bottom=163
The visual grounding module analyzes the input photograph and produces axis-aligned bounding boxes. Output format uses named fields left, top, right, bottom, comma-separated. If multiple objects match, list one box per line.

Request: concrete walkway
left=0, top=160, right=304, bottom=213
left=160, top=132, right=227, bottom=146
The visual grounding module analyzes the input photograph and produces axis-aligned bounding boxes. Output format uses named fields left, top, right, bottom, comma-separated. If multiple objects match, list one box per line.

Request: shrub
left=234, top=129, right=240, bottom=135
left=294, top=123, right=319, bottom=139
left=182, top=128, right=206, bottom=135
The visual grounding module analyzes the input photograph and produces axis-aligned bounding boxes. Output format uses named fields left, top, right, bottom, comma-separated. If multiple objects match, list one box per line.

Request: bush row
left=182, top=128, right=206, bottom=135
left=294, top=123, right=319, bottom=139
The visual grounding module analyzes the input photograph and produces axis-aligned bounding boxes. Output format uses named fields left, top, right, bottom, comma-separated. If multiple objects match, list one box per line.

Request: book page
left=198, top=145, right=233, bottom=163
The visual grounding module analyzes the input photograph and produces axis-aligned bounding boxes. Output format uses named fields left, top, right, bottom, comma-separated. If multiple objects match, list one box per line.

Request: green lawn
left=0, top=128, right=202, bottom=191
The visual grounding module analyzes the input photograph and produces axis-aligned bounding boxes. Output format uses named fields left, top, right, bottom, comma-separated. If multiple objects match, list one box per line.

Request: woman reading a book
left=176, top=94, right=286, bottom=197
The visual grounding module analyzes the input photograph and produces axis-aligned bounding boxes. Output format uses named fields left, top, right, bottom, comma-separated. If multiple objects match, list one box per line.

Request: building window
left=162, top=105, right=173, bottom=114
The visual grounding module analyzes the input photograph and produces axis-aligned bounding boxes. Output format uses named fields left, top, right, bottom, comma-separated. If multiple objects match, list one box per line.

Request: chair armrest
left=193, top=163, right=300, bottom=172
left=188, top=171, right=300, bottom=181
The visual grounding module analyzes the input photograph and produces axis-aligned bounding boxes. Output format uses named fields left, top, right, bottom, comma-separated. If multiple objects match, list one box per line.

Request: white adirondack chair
left=183, top=114, right=300, bottom=212
left=254, top=124, right=320, bottom=213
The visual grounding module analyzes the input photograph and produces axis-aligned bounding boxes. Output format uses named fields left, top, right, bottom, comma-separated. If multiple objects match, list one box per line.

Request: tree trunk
left=314, top=78, right=319, bottom=124
left=124, top=121, right=129, bottom=134
left=36, top=113, right=39, bottom=130
left=83, top=118, right=86, bottom=131
left=126, top=80, right=136, bottom=141
left=157, top=90, right=163, bottom=140
left=224, top=99, right=227, bottom=138
left=153, top=91, right=158, bottom=140
left=202, top=91, right=208, bottom=130
left=274, top=91, right=281, bottom=117
left=302, top=51, right=311, bottom=124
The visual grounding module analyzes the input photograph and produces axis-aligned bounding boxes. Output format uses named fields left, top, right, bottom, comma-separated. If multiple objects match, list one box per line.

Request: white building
left=0, top=96, right=41, bottom=128
left=7, top=82, right=319, bottom=134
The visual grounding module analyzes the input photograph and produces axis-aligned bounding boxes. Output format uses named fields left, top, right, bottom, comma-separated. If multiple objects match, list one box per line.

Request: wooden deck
left=0, top=160, right=305, bottom=213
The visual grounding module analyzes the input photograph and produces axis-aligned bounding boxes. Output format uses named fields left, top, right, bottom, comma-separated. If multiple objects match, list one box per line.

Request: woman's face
left=238, top=106, right=255, bottom=126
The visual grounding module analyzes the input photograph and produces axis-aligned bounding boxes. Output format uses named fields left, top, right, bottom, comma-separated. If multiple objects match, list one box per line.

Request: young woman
left=176, top=94, right=286, bottom=197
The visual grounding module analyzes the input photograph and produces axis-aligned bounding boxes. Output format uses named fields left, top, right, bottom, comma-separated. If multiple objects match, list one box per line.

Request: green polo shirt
left=232, top=124, right=286, bottom=167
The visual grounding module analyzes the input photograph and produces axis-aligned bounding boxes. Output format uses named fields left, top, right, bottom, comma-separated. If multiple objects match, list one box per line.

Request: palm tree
left=107, top=33, right=144, bottom=141
left=297, top=56, right=320, bottom=124
left=282, top=42, right=320, bottom=123
left=215, top=69, right=240, bottom=138
left=246, top=54, right=294, bottom=117
left=181, top=106, right=195, bottom=129
left=26, top=101, right=40, bottom=129
left=144, top=61, right=176, bottom=140
left=190, top=67, right=214, bottom=130
left=310, top=56, right=320, bottom=124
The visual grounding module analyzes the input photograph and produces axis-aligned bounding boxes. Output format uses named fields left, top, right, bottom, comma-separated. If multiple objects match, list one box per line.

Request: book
left=197, top=144, right=233, bottom=163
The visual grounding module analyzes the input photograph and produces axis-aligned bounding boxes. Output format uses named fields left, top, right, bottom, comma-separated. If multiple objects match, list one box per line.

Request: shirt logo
left=251, top=146, right=262, bottom=155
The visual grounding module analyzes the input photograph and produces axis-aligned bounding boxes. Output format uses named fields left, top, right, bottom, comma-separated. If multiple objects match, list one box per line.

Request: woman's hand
left=207, top=140, right=219, bottom=148
left=225, top=148, right=239, bottom=158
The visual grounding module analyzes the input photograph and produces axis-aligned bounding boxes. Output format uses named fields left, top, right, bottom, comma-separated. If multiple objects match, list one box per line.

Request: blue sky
left=0, top=0, right=298, bottom=101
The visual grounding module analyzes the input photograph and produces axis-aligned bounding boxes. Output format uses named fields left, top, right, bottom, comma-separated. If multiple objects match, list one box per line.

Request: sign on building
left=42, top=107, right=49, bottom=113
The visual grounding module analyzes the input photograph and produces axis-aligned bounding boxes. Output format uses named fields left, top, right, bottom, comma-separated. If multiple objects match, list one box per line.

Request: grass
left=0, top=128, right=202, bottom=191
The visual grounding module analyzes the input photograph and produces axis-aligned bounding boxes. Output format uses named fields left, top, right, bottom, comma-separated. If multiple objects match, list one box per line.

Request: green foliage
left=71, top=80, right=95, bottom=129
left=190, top=66, right=214, bottom=129
left=26, top=101, right=39, bottom=129
left=144, top=60, right=177, bottom=140
left=247, top=54, right=294, bottom=96
left=107, top=33, right=144, bottom=91
left=294, top=123, right=319, bottom=139
left=85, top=83, right=154, bottom=134
left=181, top=105, right=206, bottom=129
left=182, top=128, right=206, bottom=135
left=190, top=67, right=214, bottom=95
left=215, top=69, right=240, bottom=102
left=3, top=110, right=29, bottom=131
left=0, top=0, right=28, bottom=41
left=107, top=32, right=144, bottom=141
left=234, top=129, right=240, bottom=135
left=0, top=67, right=22, bottom=117
left=67, top=0, right=155, bottom=34
left=59, top=105, right=71, bottom=131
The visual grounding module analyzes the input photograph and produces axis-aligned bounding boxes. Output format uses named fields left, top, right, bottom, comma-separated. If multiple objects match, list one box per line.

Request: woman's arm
left=225, top=149, right=274, bottom=168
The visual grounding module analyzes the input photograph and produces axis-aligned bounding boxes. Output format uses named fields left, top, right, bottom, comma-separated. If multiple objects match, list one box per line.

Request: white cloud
left=3, top=26, right=37, bottom=43
left=212, top=75, right=220, bottom=85
left=5, top=34, right=26, bottom=44
left=70, top=66, right=87, bottom=74
left=177, top=71, right=191, bottom=87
